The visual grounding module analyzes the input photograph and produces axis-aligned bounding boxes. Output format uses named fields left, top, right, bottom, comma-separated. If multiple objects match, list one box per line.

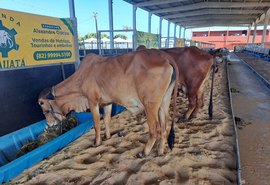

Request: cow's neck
left=52, top=72, right=89, bottom=114
left=54, top=73, right=81, bottom=98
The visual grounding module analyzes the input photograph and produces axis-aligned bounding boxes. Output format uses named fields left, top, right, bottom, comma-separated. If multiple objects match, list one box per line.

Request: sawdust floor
left=7, top=61, right=237, bottom=185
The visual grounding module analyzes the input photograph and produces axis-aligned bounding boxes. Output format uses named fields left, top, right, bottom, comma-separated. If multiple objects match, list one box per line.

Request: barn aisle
left=227, top=53, right=270, bottom=185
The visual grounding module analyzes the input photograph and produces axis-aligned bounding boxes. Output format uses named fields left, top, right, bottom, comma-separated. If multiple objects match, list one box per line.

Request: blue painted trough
left=0, top=105, right=125, bottom=184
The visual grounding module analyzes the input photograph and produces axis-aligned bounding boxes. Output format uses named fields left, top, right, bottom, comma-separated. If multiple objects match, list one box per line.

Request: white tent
left=114, top=37, right=127, bottom=42
left=101, top=37, right=110, bottom=42
left=126, top=38, right=133, bottom=43
left=84, top=37, right=97, bottom=42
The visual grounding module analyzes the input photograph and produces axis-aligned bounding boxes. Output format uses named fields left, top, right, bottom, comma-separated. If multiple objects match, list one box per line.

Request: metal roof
left=123, top=0, right=270, bottom=29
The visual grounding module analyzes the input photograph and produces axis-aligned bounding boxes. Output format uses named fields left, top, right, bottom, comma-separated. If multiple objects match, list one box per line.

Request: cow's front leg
left=103, top=104, right=112, bottom=139
left=90, top=103, right=101, bottom=146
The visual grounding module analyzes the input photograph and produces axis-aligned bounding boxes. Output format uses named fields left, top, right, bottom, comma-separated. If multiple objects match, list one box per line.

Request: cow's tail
left=208, top=63, right=216, bottom=120
left=167, top=59, right=179, bottom=150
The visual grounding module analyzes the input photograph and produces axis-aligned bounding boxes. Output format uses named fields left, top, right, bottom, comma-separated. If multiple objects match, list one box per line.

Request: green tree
left=114, top=34, right=127, bottom=40
left=78, top=32, right=109, bottom=41
left=78, top=35, right=85, bottom=41
left=101, top=34, right=109, bottom=38
left=87, top=33, right=97, bottom=38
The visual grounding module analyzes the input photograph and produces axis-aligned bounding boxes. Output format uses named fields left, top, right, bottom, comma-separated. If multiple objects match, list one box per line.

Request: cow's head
left=215, top=55, right=224, bottom=64
left=38, top=87, right=66, bottom=127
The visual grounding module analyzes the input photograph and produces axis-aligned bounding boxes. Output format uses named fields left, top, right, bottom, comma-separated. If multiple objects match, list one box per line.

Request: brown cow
left=38, top=49, right=178, bottom=156
left=161, top=46, right=216, bottom=120
left=137, top=45, right=216, bottom=120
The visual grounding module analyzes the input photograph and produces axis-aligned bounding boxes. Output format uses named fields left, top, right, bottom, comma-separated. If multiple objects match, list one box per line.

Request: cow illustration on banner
left=0, top=20, right=19, bottom=58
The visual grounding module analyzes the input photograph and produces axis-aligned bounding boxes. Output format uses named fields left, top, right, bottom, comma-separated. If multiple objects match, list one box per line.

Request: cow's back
left=82, top=49, right=175, bottom=111
left=127, top=49, right=175, bottom=102
left=160, top=47, right=185, bottom=63
left=175, top=47, right=214, bottom=85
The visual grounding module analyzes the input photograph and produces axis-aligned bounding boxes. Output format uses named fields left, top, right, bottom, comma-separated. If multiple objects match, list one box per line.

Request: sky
left=0, top=0, right=259, bottom=39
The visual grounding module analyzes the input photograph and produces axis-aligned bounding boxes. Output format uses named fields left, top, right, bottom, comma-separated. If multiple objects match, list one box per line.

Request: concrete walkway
left=227, top=53, right=270, bottom=185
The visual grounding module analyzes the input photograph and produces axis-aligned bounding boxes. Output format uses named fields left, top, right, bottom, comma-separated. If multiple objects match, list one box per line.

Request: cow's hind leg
left=143, top=102, right=160, bottom=156
left=184, top=92, right=197, bottom=120
left=159, top=82, right=175, bottom=155
left=103, top=104, right=112, bottom=139
left=191, top=77, right=207, bottom=118
left=199, top=91, right=205, bottom=108
left=191, top=87, right=205, bottom=118
left=90, top=103, right=101, bottom=146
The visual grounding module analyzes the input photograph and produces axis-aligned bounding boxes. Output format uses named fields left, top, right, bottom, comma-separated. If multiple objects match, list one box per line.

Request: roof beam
left=162, top=9, right=264, bottom=19
left=181, top=20, right=252, bottom=27
left=181, top=19, right=252, bottom=24
left=151, top=2, right=270, bottom=14
left=186, top=24, right=249, bottom=29
left=135, top=0, right=188, bottom=7
left=171, top=15, right=256, bottom=23
left=178, top=19, right=254, bottom=25
left=186, top=23, right=248, bottom=29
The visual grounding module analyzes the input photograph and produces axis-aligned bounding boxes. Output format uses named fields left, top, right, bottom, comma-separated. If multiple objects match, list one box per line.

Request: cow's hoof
left=158, top=151, right=165, bottom=156
left=105, top=135, right=111, bottom=140
left=177, top=116, right=188, bottom=123
left=117, top=130, right=125, bottom=137
left=136, top=152, right=146, bottom=158
left=190, top=114, right=197, bottom=119
left=92, top=142, right=101, bottom=147
left=91, top=143, right=97, bottom=147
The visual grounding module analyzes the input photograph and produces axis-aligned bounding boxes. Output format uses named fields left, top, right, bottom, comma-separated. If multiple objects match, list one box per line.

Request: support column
left=159, top=17, right=163, bottom=48
left=252, top=23, right=257, bottom=44
left=179, top=25, right=182, bottom=38
left=225, top=28, right=229, bottom=48
left=183, top=28, right=186, bottom=46
left=108, top=0, right=114, bottom=49
left=167, top=21, right=171, bottom=48
left=132, top=5, right=137, bottom=50
left=268, top=27, right=270, bottom=46
left=69, top=0, right=80, bottom=69
left=247, top=25, right=251, bottom=44
left=148, top=12, right=152, bottom=33
left=174, top=24, right=177, bottom=47
left=262, top=17, right=268, bottom=46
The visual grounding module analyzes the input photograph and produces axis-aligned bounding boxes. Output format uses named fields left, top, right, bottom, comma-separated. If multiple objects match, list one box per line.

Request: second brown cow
left=137, top=46, right=216, bottom=120
left=164, top=46, right=216, bottom=120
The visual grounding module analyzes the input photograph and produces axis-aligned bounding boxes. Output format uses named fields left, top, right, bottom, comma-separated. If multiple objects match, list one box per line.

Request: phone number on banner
left=34, top=50, right=72, bottom=61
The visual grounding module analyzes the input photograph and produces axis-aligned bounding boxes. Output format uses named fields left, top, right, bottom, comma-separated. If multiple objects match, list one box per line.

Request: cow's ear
left=46, top=92, right=55, bottom=100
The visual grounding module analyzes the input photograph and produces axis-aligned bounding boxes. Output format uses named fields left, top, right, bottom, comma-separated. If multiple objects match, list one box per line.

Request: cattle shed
left=118, top=1, right=270, bottom=185
left=123, top=0, right=270, bottom=46
left=1, top=0, right=270, bottom=184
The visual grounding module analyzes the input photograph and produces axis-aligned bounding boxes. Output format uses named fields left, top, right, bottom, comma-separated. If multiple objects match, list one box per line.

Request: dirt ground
left=7, top=61, right=237, bottom=185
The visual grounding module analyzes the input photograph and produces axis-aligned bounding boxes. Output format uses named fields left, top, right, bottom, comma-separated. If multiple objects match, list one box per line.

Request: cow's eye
left=39, top=102, right=44, bottom=106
